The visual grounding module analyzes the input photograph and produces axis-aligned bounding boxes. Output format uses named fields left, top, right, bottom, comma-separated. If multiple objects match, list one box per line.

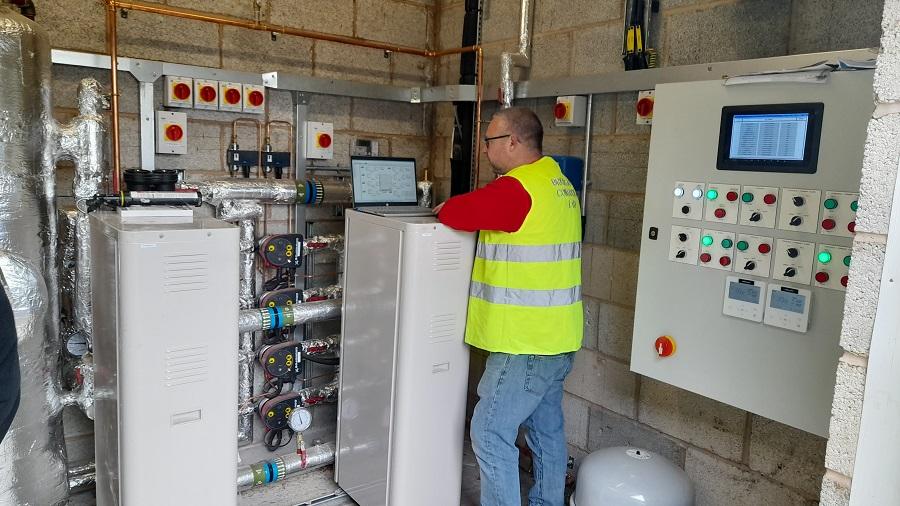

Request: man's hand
left=433, top=201, right=445, bottom=214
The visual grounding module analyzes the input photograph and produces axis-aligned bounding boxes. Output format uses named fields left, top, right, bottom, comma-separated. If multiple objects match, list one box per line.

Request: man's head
left=483, top=106, right=544, bottom=175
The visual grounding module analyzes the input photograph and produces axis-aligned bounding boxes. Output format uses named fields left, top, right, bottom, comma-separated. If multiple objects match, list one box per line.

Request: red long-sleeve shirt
left=437, top=176, right=532, bottom=232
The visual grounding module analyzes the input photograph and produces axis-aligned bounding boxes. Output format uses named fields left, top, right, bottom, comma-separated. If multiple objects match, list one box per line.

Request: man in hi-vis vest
left=436, top=107, right=582, bottom=506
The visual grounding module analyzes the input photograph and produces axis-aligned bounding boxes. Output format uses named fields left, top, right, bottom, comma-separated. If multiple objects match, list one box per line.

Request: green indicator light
left=741, top=193, right=754, bottom=203
left=818, top=251, right=833, bottom=264
left=824, top=198, right=838, bottom=210
left=843, top=255, right=851, bottom=267
left=721, top=238, right=733, bottom=249
left=736, top=240, right=749, bottom=251
left=702, top=235, right=714, bottom=247
left=851, top=200, right=858, bottom=212
left=706, top=189, right=718, bottom=200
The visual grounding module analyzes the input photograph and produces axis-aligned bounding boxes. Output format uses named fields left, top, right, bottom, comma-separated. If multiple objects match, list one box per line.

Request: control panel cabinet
left=631, top=72, right=872, bottom=436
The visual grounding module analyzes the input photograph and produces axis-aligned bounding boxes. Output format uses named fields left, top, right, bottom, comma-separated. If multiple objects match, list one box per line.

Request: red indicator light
left=848, top=221, right=856, bottom=233
left=714, top=208, right=726, bottom=219
left=763, top=194, right=777, bottom=205
left=248, top=90, right=264, bottom=106
left=719, top=256, right=731, bottom=267
left=841, top=275, right=849, bottom=287
left=758, top=243, right=771, bottom=254
left=173, top=82, right=191, bottom=100
left=726, top=191, right=738, bottom=201
left=199, top=85, right=217, bottom=102
left=815, top=272, right=829, bottom=283
left=699, top=253, right=711, bottom=263
left=822, top=219, right=836, bottom=230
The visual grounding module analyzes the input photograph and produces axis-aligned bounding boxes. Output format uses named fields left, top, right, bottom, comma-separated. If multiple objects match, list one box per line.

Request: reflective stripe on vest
left=475, top=241, right=581, bottom=263
left=469, top=281, right=582, bottom=307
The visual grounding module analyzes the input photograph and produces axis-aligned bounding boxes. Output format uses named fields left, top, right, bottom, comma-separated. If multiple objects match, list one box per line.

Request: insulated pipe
left=239, top=299, right=342, bottom=333
left=216, top=200, right=262, bottom=445
left=499, top=0, right=535, bottom=108
left=236, top=442, right=336, bottom=491
left=67, top=461, right=96, bottom=494
left=195, top=179, right=352, bottom=206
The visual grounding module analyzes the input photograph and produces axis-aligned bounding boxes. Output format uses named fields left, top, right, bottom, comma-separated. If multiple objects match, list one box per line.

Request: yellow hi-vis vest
left=465, top=156, right=583, bottom=355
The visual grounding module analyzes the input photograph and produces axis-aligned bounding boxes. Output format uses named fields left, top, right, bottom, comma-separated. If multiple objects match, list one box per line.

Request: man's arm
left=436, top=176, right=531, bottom=232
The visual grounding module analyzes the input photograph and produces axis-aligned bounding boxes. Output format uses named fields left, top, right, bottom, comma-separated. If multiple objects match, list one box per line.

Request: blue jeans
left=471, top=352, right=575, bottom=506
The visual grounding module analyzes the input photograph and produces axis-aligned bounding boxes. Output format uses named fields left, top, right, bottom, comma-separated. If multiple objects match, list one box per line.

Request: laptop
left=350, top=156, right=435, bottom=217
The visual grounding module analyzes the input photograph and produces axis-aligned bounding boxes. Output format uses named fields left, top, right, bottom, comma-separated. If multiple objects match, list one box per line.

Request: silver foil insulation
left=236, top=441, right=336, bottom=491
left=238, top=298, right=343, bottom=333
left=0, top=7, right=67, bottom=505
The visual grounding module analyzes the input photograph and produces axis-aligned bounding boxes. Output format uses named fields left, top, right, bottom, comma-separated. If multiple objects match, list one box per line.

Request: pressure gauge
left=288, top=407, right=312, bottom=432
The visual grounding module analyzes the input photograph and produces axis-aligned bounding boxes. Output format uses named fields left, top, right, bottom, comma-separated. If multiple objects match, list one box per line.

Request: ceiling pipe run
left=499, top=0, right=535, bottom=108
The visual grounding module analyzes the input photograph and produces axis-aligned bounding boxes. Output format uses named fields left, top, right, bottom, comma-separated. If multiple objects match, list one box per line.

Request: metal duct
left=0, top=7, right=67, bottom=505
left=238, top=299, right=342, bottom=333
left=499, top=0, right=535, bottom=108
left=236, top=441, right=336, bottom=491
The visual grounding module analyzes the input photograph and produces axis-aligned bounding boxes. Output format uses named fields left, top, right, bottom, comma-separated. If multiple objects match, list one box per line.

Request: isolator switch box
left=698, top=229, right=735, bottom=271
left=242, top=84, right=265, bottom=114
left=155, top=110, right=187, bottom=155
left=813, top=244, right=852, bottom=291
left=671, top=181, right=705, bottom=220
left=194, top=79, right=219, bottom=110
left=733, top=234, right=773, bottom=277
left=668, top=226, right=700, bottom=265
left=164, top=76, right=193, bottom=108
left=304, top=121, right=334, bottom=159
left=777, top=188, right=821, bottom=234
left=703, top=183, right=740, bottom=224
left=818, top=191, right=858, bottom=237
left=772, top=239, right=815, bottom=285
left=554, top=96, right=587, bottom=127
left=219, top=81, right=243, bottom=112
left=738, top=186, right=779, bottom=228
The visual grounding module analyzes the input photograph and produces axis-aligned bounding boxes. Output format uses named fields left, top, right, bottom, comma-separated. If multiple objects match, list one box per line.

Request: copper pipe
left=106, top=2, right=121, bottom=192
left=109, top=0, right=433, bottom=57
left=103, top=0, right=484, bottom=195
left=231, top=117, right=262, bottom=178
left=266, top=120, right=295, bottom=230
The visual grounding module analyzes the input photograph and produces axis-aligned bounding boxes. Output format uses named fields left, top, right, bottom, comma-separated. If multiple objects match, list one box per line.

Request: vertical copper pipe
left=265, top=120, right=295, bottom=230
left=106, top=1, right=121, bottom=193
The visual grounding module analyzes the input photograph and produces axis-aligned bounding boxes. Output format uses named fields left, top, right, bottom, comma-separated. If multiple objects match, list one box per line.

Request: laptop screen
left=351, top=156, right=418, bottom=206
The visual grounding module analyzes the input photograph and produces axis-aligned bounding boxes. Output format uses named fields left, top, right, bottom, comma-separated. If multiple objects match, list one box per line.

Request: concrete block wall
left=819, top=0, right=900, bottom=502
left=34, top=0, right=438, bottom=488
left=432, top=0, right=885, bottom=504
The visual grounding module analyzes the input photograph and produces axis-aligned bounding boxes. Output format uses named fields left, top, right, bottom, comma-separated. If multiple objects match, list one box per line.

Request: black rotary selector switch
left=789, top=216, right=802, bottom=226
left=792, top=196, right=805, bottom=207
left=784, top=267, right=797, bottom=277
left=744, top=261, right=756, bottom=271
left=749, top=212, right=761, bottom=222
left=787, top=248, right=799, bottom=258
left=681, top=205, right=690, bottom=215
left=675, top=250, right=686, bottom=259
left=678, top=233, right=688, bottom=242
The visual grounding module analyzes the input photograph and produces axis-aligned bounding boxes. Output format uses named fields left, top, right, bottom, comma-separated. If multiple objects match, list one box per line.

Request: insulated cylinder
left=0, top=6, right=68, bottom=505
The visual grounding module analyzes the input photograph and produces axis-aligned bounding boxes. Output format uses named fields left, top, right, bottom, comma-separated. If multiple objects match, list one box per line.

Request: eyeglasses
left=483, top=134, right=511, bottom=146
